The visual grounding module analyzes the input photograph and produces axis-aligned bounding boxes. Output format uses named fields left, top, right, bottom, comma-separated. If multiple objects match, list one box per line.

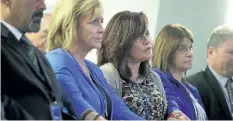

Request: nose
left=38, top=0, right=47, bottom=11
left=98, top=24, right=104, bottom=34
left=186, top=49, right=193, bottom=58
left=143, top=36, right=152, bottom=45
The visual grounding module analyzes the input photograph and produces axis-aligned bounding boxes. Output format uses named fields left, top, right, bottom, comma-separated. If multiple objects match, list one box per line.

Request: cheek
left=174, top=54, right=186, bottom=66
left=216, top=52, right=228, bottom=64
left=130, top=49, right=140, bottom=58
left=174, top=58, right=183, bottom=67
left=225, top=56, right=233, bottom=65
left=86, top=29, right=98, bottom=41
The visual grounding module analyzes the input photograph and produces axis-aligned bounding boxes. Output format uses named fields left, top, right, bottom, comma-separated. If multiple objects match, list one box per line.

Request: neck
left=68, top=44, right=89, bottom=68
left=128, top=59, right=141, bottom=82
left=169, top=68, right=184, bottom=82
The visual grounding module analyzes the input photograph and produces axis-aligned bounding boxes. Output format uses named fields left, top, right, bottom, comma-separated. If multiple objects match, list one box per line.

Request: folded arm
left=55, top=67, right=105, bottom=120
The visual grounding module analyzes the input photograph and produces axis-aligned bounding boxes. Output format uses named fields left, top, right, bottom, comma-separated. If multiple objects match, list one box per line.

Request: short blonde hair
left=152, top=24, right=194, bottom=72
left=47, top=0, right=103, bottom=52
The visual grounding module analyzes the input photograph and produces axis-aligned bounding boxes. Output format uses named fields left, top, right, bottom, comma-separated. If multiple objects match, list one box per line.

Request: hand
left=84, top=111, right=107, bottom=120
left=95, top=115, right=108, bottom=120
left=168, top=110, right=190, bottom=120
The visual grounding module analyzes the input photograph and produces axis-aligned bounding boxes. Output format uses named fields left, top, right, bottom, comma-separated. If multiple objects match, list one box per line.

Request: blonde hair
left=47, top=0, right=102, bottom=52
left=152, top=24, right=194, bottom=72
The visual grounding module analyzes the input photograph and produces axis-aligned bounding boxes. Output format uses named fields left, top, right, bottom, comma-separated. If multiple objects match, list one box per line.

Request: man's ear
left=1, top=0, right=12, bottom=7
left=1, top=0, right=11, bottom=7
left=207, top=46, right=216, bottom=58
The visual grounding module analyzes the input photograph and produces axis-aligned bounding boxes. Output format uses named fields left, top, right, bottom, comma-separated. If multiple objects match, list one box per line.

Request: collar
left=165, top=72, right=182, bottom=85
left=1, top=21, right=23, bottom=41
left=208, top=65, right=233, bottom=87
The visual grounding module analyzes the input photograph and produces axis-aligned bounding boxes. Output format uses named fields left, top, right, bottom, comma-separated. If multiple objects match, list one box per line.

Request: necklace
left=130, top=74, right=144, bottom=84
left=83, top=63, right=91, bottom=78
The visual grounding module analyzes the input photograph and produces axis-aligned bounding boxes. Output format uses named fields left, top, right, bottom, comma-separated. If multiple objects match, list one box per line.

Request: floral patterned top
left=122, top=74, right=167, bottom=120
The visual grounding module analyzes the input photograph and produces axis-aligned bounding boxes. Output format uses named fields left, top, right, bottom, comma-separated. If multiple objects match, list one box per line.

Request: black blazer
left=187, top=66, right=232, bottom=120
left=1, top=23, right=63, bottom=120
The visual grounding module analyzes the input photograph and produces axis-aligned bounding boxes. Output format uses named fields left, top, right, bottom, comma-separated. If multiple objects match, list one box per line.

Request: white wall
left=225, top=0, right=233, bottom=28
left=44, top=0, right=58, bottom=14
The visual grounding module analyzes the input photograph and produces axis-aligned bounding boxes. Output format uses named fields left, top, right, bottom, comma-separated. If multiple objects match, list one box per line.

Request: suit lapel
left=1, top=23, right=46, bottom=87
left=204, top=66, right=232, bottom=119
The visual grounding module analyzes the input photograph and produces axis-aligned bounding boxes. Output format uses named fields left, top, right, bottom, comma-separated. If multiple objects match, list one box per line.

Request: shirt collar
left=208, top=65, right=233, bottom=87
left=1, top=21, right=23, bottom=41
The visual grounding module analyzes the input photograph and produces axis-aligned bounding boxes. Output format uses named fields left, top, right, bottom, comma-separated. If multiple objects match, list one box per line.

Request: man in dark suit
left=1, top=0, right=66, bottom=119
left=187, top=25, right=233, bottom=120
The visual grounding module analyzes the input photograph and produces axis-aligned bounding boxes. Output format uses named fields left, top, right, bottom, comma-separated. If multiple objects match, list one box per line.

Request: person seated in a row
left=44, top=0, right=208, bottom=120
left=97, top=11, right=167, bottom=120
left=187, top=25, right=233, bottom=120
left=45, top=0, right=144, bottom=120
left=152, top=24, right=207, bottom=120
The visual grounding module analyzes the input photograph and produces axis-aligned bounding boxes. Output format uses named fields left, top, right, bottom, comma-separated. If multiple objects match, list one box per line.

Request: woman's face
left=172, top=37, right=193, bottom=71
left=129, top=30, right=152, bottom=63
left=76, top=7, right=104, bottom=50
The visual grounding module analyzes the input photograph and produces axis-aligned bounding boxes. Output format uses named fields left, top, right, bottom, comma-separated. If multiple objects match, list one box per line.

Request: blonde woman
left=45, top=0, right=144, bottom=120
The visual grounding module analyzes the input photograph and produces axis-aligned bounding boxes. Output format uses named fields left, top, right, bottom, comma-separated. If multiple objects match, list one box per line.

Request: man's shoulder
left=188, top=70, right=205, bottom=79
left=186, top=69, right=207, bottom=86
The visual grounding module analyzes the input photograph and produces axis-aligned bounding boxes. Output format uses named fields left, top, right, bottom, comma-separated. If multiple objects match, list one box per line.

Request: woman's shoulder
left=152, top=68, right=169, bottom=80
left=46, top=48, right=66, bottom=57
left=85, top=60, right=100, bottom=69
left=150, top=69, right=161, bottom=79
left=99, top=62, right=114, bottom=69
left=153, top=68, right=164, bottom=75
left=183, top=80, right=199, bottom=93
left=99, top=63, right=117, bottom=74
left=46, top=48, right=74, bottom=68
left=85, top=60, right=105, bottom=75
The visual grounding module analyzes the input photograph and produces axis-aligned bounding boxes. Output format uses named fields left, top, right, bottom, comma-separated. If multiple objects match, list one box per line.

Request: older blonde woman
left=45, top=0, right=144, bottom=120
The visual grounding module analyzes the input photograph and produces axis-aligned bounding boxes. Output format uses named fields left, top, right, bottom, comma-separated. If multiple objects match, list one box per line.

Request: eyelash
left=90, top=19, right=103, bottom=24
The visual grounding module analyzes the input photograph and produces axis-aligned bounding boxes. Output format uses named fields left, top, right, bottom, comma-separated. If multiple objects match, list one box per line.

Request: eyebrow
left=179, top=44, right=192, bottom=47
left=43, top=30, right=48, bottom=33
left=92, top=17, right=103, bottom=20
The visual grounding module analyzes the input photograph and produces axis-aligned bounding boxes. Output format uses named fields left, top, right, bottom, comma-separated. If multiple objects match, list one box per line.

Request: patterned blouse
left=122, top=73, right=167, bottom=120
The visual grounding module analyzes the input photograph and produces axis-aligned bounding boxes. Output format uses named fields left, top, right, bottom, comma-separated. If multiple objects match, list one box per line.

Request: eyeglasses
left=176, top=46, right=193, bottom=53
left=136, top=32, right=151, bottom=42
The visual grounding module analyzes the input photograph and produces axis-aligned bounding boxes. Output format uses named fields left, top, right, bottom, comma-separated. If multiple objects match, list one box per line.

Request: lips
left=96, top=38, right=102, bottom=42
left=33, top=11, right=43, bottom=18
left=185, top=60, right=192, bottom=63
left=33, top=17, right=42, bottom=24
left=145, top=46, right=152, bottom=51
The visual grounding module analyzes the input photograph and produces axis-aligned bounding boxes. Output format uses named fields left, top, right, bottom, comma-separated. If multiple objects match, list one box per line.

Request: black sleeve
left=1, top=95, right=34, bottom=120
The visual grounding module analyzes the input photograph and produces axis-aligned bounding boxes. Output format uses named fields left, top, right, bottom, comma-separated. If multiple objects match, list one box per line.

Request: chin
left=93, top=44, right=101, bottom=49
left=184, top=66, right=192, bottom=70
left=144, top=54, right=152, bottom=59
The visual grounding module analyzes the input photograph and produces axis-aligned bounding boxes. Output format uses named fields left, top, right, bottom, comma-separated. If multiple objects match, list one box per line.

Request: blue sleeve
left=97, top=69, right=144, bottom=120
left=153, top=69, right=180, bottom=114
left=55, top=67, right=95, bottom=119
